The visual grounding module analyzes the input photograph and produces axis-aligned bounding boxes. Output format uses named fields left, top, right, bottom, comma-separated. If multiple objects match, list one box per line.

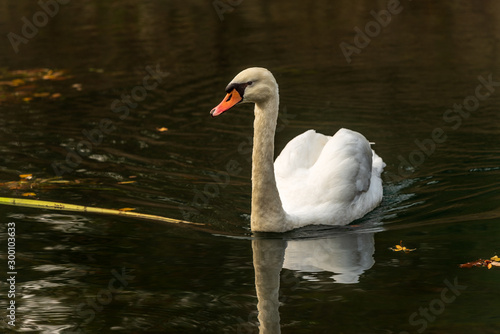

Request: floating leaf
left=460, top=256, right=500, bottom=269
left=1, top=175, right=95, bottom=191
left=390, top=240, right=416, bottom=253
left=22, top=192, right=36, bottom=197
left=72, top=83, right=82, bottom=91
left=157, top=127, right=169, bottom=132
left=33, top=92, right=51, bottom=98
left=459, top=260, right=485, bottom=268
left=119, top=207, right=136, bottom=212
left=117, top=181, right=136, bottom=185
left=10, top=79, right=25, bottom=86
left=0, top=68, right=72, bottom=103
left=42, top=70, right=66, bottom=80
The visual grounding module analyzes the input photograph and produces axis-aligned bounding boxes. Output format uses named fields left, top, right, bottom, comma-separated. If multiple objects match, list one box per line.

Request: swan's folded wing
left=312, top=128, right=373, bottom=196
left=274, top=129, right=328, bottom=179
left=275, top=128, right=373, bottom=204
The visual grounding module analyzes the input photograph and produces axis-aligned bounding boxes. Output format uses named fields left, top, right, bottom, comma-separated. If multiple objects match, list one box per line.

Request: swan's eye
left=247, top=81, right=253, bottom=86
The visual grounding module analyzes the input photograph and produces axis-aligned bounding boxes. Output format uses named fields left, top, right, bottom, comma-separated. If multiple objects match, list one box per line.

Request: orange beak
left=210, top=89, right=243, bottom=117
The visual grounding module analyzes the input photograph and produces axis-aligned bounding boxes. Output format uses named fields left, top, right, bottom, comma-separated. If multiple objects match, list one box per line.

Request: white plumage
left=211, top=67, right=385, bottom=232
left=275, top=128, right=385, bottom=229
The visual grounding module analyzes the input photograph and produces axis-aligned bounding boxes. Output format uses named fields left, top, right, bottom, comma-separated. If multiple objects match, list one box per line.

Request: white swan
left=211, top=67, right=385, bottom=232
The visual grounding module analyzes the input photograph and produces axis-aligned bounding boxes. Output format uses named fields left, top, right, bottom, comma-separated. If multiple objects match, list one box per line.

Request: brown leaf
left=33, top=92, right=51, bottom=98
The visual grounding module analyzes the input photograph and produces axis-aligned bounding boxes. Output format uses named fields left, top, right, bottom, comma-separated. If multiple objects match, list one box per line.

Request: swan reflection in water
left=251, top=227, right=377, bottom=334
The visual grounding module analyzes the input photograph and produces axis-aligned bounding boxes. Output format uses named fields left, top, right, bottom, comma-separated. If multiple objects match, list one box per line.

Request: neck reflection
left=252, top=229, right=376, bottom=333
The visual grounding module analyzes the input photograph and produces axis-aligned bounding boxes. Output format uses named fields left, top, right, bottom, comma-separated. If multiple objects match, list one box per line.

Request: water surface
left=0, top=0, right=499, bottom=333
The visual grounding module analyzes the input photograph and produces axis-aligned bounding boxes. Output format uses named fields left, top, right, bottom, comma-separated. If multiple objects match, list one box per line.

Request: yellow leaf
left=390, top=244, right=403, bottom=252
left=22, top=192, right=36, bottom=197
left=118, top=207, right=135, bottom=211
left=157, top=127, right=169, bottom=132
left=22, top=97, right=33, bottom=102
left=390, top=241, right=416, bottom=253
left=117, top=181, right=136, bottom=185
left=10, top=79, right=25, bottom=87
left=19, top=174, right=33, bottom=180
left=487, top=263, right=493, bottom=269
left=490, top=255, right=500, bottom=262
left=42, top=70, right=65, bottom=80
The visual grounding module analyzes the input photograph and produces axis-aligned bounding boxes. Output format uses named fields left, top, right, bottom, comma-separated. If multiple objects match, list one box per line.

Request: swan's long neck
left=251, top=92, right=287, bottom=232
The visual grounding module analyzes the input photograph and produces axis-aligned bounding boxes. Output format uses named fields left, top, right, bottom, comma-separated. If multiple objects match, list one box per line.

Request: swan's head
left=210, top=67, right=278, bottom=117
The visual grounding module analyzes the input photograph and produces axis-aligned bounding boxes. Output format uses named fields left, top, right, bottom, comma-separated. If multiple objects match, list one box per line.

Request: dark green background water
left=0, top=1, right=499, bottom=333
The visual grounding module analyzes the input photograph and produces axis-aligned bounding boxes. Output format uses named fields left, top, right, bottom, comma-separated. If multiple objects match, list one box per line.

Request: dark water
left=0, top=0, right=499, bottom=333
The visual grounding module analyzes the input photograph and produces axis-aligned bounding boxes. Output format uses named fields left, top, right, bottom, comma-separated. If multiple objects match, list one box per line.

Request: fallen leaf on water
left=33, top=92, right=51, bottom=98
left=0, top=68, right=72, bottom=103
left=460, top=256, right=500, bottom=269
left=119, top=208, right=136, bottom=212
left=1, top=175, right=98, bottom=191
left=10, top=79, right=25, bottom=87
left=459, top=260, right=484, bottom=268
left=117, top=181, right=136, bottom=185
left=22, top=192, right=36, bottom=197
left=390, top=240, right=416, bottom=253
left=157, top=127, right=169, bottom=132
left=42, top=70, right=66, bottom=80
